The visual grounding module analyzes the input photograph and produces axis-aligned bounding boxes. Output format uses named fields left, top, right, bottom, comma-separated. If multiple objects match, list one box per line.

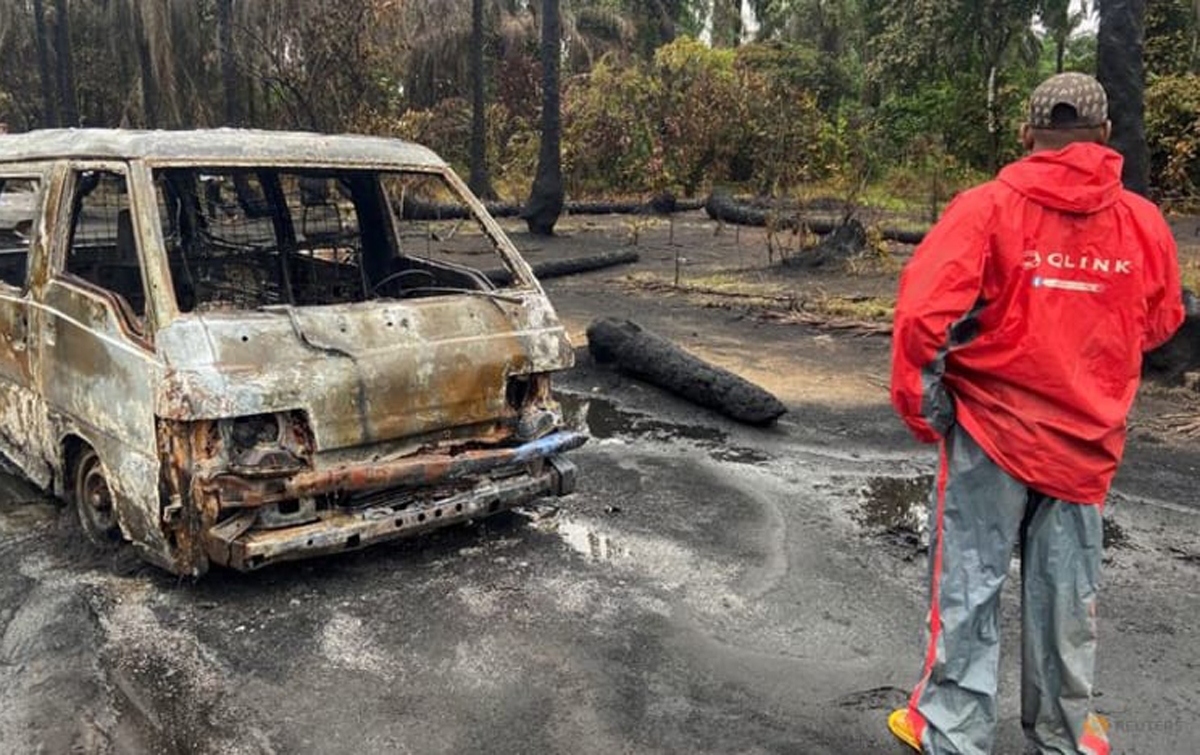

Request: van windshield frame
left=150, top=166, right=523, bottom=314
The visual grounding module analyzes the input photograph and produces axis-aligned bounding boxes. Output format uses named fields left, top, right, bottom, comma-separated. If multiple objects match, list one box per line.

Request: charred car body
left=0, top=129, right=583, bottom=575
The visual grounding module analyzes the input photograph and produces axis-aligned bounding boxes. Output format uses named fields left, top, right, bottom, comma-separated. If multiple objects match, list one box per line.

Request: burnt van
left=0, top=129, right=583, bottom=575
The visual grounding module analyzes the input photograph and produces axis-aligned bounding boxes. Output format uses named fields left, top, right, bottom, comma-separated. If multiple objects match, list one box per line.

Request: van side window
left=66, top=171, right=146, bottom=323
left=0, top=177, right=41, bottom=289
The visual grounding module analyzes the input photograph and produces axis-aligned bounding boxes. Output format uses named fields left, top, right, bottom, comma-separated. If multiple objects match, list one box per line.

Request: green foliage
left=866, top=0, right=1042, bottom=170
left=872, top=71, right=1025, bottom=172
left=736, top=67, right=827, bottom=195
left=734, top=42, right=852, bottom=108
left=651, top=38, right=741, bottom=194
left=1146, top=74, right=1200, bottom=197
left=561, top=38, right=830, bottom=197
left=1146, top=0, right=1199, bottom=77
left=389, top=98, right=473, bottom=169
left=561, top=57, right=660, bottom=195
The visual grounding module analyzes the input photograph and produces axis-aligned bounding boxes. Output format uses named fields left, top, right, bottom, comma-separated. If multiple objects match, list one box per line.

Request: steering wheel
left=371, top=269, right=438, bottom=295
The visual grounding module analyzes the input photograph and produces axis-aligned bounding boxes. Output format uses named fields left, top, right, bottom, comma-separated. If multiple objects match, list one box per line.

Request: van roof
left=0, top=128, right=447, bottom=168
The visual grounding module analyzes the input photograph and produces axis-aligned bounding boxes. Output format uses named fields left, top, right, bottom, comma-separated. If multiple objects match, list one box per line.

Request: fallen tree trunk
left=401, top=196, right=705, bottom=221
left=704, top=192, right=927, bottom=245
left=484, top=249, right=639, bottom=286
left=586, top=318, right=787, bottom=426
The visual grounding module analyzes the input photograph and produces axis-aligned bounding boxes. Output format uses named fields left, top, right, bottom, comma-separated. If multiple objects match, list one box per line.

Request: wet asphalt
left=0, top=358, right=1197, bottom=754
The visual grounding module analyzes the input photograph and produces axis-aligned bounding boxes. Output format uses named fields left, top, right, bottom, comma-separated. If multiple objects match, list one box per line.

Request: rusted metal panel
left=36, top=280, right=172, bottom=560
left=0, top=381, right=52, bottom=489
left=154, top=297, right=572, bottom=450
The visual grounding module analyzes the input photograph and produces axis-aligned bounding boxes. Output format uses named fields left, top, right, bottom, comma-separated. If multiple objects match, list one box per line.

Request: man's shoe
left=888, top=708, right=921, bottom=752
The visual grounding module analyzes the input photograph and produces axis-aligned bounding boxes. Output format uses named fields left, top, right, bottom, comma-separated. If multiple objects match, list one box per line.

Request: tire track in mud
left=93, top=585, right=277, bottom=755
left=0, top=491, right=276, bottom=754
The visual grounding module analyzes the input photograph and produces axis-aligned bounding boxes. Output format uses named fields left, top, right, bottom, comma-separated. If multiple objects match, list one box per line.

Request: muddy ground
left=0, top=211, right=1198, bottom=754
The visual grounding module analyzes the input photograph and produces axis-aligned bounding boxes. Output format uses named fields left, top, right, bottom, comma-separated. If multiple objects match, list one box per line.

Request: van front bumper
left=200, top=431, right=585, bottom=571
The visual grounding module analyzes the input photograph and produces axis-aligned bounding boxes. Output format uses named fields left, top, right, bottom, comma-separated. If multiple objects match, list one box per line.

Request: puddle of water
left=856, top=475, right=933, bottom=531
left=859, top=477, right=1130, bottom=556
left=560, top=393, right=724, bottom=443
left=558, top=392, right=769, bottom=465
left=554, top=518, right=627, bottom=563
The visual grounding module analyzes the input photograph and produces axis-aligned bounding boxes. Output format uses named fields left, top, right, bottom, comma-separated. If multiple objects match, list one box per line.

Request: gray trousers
left=908, top=426, right=1110, bottom=755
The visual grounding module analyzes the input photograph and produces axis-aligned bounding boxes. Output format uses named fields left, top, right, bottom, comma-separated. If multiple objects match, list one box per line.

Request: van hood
left=153, top=294, right=573, bottom=451
left=997, top=142, right=1124, bottom=215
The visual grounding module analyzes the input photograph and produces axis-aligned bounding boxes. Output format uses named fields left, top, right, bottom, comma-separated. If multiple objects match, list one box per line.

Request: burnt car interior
left=65, top=171, right=149, bottom=329
left=153, top=168, right=515, bottom=313
left=0, top=177, right=39, bottom=289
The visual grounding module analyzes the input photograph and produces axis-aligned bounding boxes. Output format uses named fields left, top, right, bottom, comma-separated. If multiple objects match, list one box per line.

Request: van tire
left=73, top=447, right=122, bottom=548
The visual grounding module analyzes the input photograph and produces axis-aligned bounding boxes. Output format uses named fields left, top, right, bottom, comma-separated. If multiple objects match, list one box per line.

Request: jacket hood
left=997, top=142, right=1124, bottom=214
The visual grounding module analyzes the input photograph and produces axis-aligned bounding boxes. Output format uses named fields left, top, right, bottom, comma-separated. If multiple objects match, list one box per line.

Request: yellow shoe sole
left=888, top=709, right=921, bottom=752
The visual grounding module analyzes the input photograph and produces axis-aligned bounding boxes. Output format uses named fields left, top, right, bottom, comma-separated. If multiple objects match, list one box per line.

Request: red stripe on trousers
left=907, top=439, right=950, bottom=745
left=1080, top=731, right=1110, bottom=755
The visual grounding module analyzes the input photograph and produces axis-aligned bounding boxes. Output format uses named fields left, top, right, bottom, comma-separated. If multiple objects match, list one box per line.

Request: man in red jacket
left=887, top=73, right=1184, bottom=755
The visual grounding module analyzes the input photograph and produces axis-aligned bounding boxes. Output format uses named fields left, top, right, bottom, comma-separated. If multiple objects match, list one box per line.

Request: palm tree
left=1097, top=0, right=1149, bottom=194
left=524, top=0, right=564, bottom=235
left=52, top=0, right=78, bottom=126
left=218, top=0, right=239, bottom=125
left=1041, top=0, right=1089, bottom=72
left=32, top=0, right=57, bottom=126
left=469, top=0, right=496, bottom=198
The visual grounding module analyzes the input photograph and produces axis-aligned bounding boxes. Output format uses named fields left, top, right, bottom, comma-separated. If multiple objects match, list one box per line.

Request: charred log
left=400, top=197, right=703, bottom=221
left=484, top=249, right=639, bottom=286
left=704, top=191, right=927, bottom=246
left=586, top=318, right=787, bottom=426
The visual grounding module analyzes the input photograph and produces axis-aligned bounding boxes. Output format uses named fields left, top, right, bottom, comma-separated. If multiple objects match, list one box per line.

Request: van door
left=0, top=170, right=53, bottom=486
left=34, top=162, right=167, bottom=552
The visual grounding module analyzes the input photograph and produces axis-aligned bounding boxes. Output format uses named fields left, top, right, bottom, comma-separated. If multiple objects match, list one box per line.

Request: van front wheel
left=74, top=448, right=122, bottom=548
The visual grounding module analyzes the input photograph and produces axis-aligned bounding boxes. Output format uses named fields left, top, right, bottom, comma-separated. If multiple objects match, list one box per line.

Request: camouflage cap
left=1028, top=72, right=1109, bottom=129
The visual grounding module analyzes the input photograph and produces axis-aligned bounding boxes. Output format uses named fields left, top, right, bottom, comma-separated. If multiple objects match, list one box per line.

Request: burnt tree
left=1097, top=0, right=1150, bottom=195
left=135, top=6, right=157, bottom=127
left=52, top=0, right=78, bottom=127
left=218, top=0, right=239, bottom=125
left=32, top=0, right=58, bottom=127
left=468, top=0, right=495, bottom=199
left=524, top=0, right=564, bottom=235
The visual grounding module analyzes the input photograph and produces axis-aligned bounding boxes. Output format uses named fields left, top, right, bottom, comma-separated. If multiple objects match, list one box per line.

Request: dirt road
left=0, top=214, right=1196, bottom=754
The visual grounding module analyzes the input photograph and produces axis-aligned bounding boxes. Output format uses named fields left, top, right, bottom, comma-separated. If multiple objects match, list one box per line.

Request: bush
left=733, top=42, right=852, bottom=111
left=1146, top=74, right=1200, bottom=199
left=562, top=57, right=661, bottom=196
left=562, top=38, right=832, bottom=198
left=389, top=98, right=473, bottom=171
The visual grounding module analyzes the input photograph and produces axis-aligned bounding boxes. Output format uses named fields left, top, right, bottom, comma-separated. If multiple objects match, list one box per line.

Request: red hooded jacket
left=891, top=143, right=1184, bottom=504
